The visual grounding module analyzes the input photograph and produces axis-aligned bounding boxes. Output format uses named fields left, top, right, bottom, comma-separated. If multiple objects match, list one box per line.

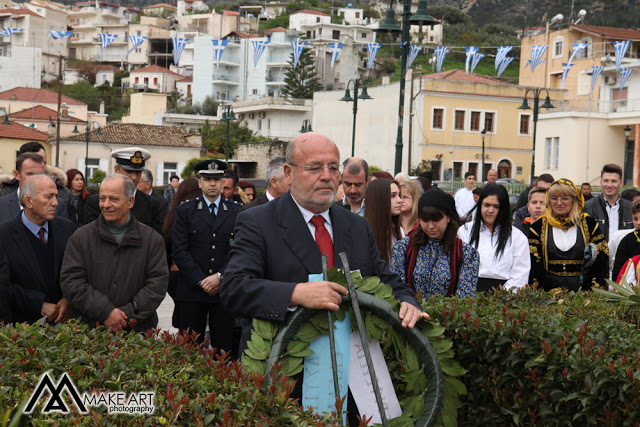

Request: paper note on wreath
left=348, top=332, right=402, bottom=423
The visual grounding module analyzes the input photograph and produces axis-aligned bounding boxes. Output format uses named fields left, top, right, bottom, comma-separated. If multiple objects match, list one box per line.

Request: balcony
left=266, top=55, right=289, bottom=67
left=266, top=75, right=285, bottom=85
left=212, top=74, right=239, bottom=85
left=217, top=56, right=240, bottom=66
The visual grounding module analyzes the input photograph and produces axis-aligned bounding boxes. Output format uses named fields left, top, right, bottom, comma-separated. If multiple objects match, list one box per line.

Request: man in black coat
left=0, top=175, right=74, bottom=324
left=0, top=245, right=12, bottom=323
left=239, top=156, right=288, bottom=212
left=137, top=169, right=169, bottom=223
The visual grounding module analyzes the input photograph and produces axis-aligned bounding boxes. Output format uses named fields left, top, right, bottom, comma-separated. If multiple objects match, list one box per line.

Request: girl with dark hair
left=65, top=168, right=89, bottom=229
left=458, top=184, right=530, bottom=292
left=390, top=189, right=479, bottom=298
left=364, top=178, right=402, bottom=264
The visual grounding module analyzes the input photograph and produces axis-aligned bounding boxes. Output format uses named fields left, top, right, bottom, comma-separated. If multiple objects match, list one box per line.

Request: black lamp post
left=376, top=0, right=439, bottom=174
left=300, top=119, right=312, bottom=133
left=625, top=125, right=632, bottom=142
left=480, top=128, right=487, bottom=182
left=517, top=88, right=555, bottom=184
left=340, top=78, right=372, bottom=157
left=72, top=121, right=102, bottom=181
left=220, top=105, right=237, bottom=164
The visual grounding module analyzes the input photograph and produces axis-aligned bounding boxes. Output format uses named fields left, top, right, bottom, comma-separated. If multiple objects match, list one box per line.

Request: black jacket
left=583, top=195, right=633, bottom=241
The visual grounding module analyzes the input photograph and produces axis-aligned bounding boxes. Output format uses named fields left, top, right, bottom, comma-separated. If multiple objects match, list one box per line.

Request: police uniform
left=171, top=159, right=241, bottom=353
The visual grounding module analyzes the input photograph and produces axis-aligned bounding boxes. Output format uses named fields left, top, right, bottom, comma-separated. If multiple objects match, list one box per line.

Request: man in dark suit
left=239, top=156, right=288, bottom=212
left=0, top=245, right=12, bottom=323
left=137, top=169, right=169, bottom=223
left=333, top=157, right=369, bottom=217
left=0, top=174, right=74, bottom=324
left=83, top=147, right=163, bottom=233
left=172, top=159, right=241, bottom=353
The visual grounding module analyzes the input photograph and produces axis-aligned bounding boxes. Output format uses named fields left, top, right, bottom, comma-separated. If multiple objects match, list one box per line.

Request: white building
left=232, top=97, right=312, bottom=141
left=0, top=45, right=41, bottom=91
left=64, top=64, right=119, bottom=86
left=336, top=7, right=366, bottom=25
left=127, top=16, right=172, bottom=68
left=263, top=2, right=287, bottom=20
left=176, top=0, right=207, bottom=18
left=289, top=9, right=331, bottom=32
left=129, top=64, right=186, bottom=92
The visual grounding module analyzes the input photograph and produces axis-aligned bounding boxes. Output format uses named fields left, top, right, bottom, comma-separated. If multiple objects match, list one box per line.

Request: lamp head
left=377, top=9, right=401, bottom=34
left=409, top=0, right=438, bottom=27
left=358, top=85, right=372, bottom=100
left=625, top=126, right=632, bottom=138
left=72, top=124, right=80, bottom=134
left=517, top=97, right=531, bottom=110
left=340, top=88, right=353, bottom=102
left=540, top=95, right=555, bottom=109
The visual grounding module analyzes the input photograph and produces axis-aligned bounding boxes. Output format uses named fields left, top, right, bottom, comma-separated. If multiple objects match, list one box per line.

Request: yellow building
left=0, top=121, right=51, bottom=175
left=420, top=70, right=565, bottom=184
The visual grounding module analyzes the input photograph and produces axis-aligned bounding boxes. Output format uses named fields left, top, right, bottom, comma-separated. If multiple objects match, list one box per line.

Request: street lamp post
left=72, top=121, right=102, bottom=181
left=220, top=105, right=237, bottom=164
left=517, top=88, right=555, bottom=184
left=300, top=119, right=313, bottom=133
left=625, top=125, right=632, bottom=184
left=480, top=128, right=487, bottom=182
left=340, top=78, right=372, bottom=157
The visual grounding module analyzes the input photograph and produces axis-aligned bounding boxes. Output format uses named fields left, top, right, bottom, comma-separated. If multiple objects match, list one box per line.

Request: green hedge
left=424, top=287, right=640, bottom=425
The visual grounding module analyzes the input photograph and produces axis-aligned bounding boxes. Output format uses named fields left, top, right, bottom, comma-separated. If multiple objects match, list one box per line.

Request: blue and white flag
left=171, top=37, right=189, bottom=65
left=614, top=41, right=631, bottom=71
left=470, top=53, right=485, bottom=75
left=568, top=42, right=587, bottom=64
left=406, top=43, right=422, bottom=70
left=434, top=46, right=450, bottom=75
left=464, top=46, right=479, bottom=74
left=252, top=40, right=269, bottom=68
left=329, top=42, right=344, bottom=70
left=366, top=42, right=381, bottom=69
left=291, top=40, right=307, bottom=69
left=561, top=63, right=574, bottom=87
left=527, top=45, right=548, bottom=72
left=211, top=39, right=228, bottom=69
left=0, top=28, right=24, bottom=37
left=495, top=46, right=513, bottom=70
left=591, top=65, right=604, bottom=90
left=49, top=30, right=72, bottom=39
left=620, top=68, right=633, bottom=91
left=497, top=57, right=514, bottom=78
left=99, top=33, right=118, bottom=49
left=126, top=35, right=146, bottom=57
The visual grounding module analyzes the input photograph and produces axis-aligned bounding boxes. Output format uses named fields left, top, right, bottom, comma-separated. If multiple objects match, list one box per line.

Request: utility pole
left=55, top=54, right=63, bottom=167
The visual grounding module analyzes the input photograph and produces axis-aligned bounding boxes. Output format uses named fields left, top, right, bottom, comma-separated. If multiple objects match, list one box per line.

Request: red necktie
left=310, top=215, right=334, bottom=268
left=38, top=227, right=46, bottom=243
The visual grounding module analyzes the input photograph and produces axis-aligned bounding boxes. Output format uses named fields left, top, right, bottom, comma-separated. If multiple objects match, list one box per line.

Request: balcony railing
left=212, top=74, right=239, bottom=83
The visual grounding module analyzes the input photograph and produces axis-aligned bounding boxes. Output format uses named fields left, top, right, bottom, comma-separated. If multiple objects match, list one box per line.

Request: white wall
left=0, top=46, right=42, bottom=91
left=289, top=12, right=331, bottom=32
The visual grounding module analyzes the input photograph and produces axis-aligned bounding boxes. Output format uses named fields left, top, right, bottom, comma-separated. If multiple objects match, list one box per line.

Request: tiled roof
left=177, top=76, right=192, bottom=83
left=0, top=8, right=43, bottom=17
left=264, top=27, right=287, bottom=34
left=9, top=105, right=82, bottom=122
left=573, top=24, right=640, bottom=40
left=0, top=87, right=87, bottom=106
left=222, top=10, right=239, bottom=15
left=144, top=3, right=176, bottom=9
left=68, top=64, right=119, bottom=72
left=291, top=9, right=330, bottom=17
left=130, top=64, right=184, bottom=78
left=423, top=69, right=511, bottom=85
left=223, top=31, right=258, bottom=39
left=61, top=123, right=198, bottom=147
left=0, top=122, right=50, bottom=141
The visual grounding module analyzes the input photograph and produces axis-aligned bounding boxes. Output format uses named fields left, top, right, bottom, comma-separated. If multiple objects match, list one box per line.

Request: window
left=355, top=12, right=360, bottom=18
left=137, top=30, right=141, bottom=36
left=432, top=108, right=443, bottom=129
left=144, top=77, right=149, bottom=85
left=135, top=76, right=139, bottom=84
left=455, top=110, right=465, bottom=130
left=257, top=119, right=262, bottom=130
left=252, top=89, right=258, bottom=95
left=86, top=158, right=100, bottom=179
left=319, top=28, right=322, bottom=35
left=519, top=114, right=530, bottom=135
left=484, top=112, right=494, bottom=133
left=545, top=137, right=560, bottom=169
left=575, top=37, right=592, bottom=60
left=332, top=30, right=340, bottom=39
left=470, top=111, right=480, bottom=131
left=162, top=162, right=178, bottom=184
left=361, top=32, right=366, bottom=39
left=316, top=17, right=320, bottom=23
left=577, top=71, right=590, bottom=95
left=153, top=77, right=158, bottom=85
left=135, top=48, right=141, bottom=53
left=553, top=36, right=563, bottom=58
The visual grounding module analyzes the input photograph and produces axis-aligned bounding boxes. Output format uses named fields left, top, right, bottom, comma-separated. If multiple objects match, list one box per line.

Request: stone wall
left=234, top=139, right=287, bottom=179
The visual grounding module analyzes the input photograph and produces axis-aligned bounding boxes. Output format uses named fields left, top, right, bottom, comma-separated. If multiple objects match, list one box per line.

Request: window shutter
left=177, top=162, right=186, bottom=179
left=156, top=162, right=164, bottom=185
left=98, top=158, right=109, bottom=172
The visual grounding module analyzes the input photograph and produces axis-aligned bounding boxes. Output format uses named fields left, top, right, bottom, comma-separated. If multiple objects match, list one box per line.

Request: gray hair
left=20, top=173, right=55, bottom=207
left=102, top=174, right=135, bottom=199
left=343, top=157, right=369, bottom=180
left=141, top=169, right=153, bottom=184
left=395, top=172, right=411, bottom=182
left=265, top=156, right=286, bottom=182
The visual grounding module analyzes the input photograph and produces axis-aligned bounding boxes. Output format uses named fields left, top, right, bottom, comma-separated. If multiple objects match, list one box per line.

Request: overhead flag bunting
left=495, top=46, right=513, bottom=70
left=99, top=33, right=118, bottom=49
left=614, top=40, right=631, bottom=71
left=561, top=63, right=574, bottom=87
left=126, top=35, right=146, bottom=57
left=406, top=43, right=422, bottom=70
left=366, top=42, right=381, bottom=70
left=291, top=40, right=307, bottom=69
left=527, top=45, right=548, bottom=72
left=212, top=39, right=229, bottom=69
left=171, top=37, right=189, bottom=65
left=329, top=42, right=344, bottom=70
left=464, top=46, right=479, bottom=74
left=470, top=53, right=485, bottom=75
left=49, top=30, right=72, bottom=39
left=0, top=28, right=24, bottom=37
left=568, top=42, right=587, bottom=64
left=591, top=65, right=604, bottom=90
left=252, top=40, right=269, bottom=68
left=497, top=57, right=514, bottom=78
left=434, top=46, right=450, bottom=75
left=619, top=68, right=633, bottom=91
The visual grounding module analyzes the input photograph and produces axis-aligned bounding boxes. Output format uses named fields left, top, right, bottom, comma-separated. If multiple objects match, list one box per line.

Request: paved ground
left=156, top=293, right=178, bottom=334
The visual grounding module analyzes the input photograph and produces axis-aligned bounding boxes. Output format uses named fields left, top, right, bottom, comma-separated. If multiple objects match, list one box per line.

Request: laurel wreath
left=242, top=268, right=467, bottom=427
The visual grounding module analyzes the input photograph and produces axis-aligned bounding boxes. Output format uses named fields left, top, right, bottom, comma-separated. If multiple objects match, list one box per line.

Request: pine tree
left=280, top=47, right=323, bottom=99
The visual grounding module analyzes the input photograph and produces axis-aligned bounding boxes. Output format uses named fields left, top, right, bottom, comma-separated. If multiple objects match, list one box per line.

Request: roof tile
left=9, top=105, right=82, bottom=122
left=573, top=24, right=640, bottom=40
left=423, top=69, right=511, bottom=85
left=61, top=123, right=199, bottom=148
left=0, top=122, right=50, bottom=141
left=130, top=64, right=184, bottom=78
left=0, top=87, right=87, bottom=106
left=291, top=9, right=330, bottom=17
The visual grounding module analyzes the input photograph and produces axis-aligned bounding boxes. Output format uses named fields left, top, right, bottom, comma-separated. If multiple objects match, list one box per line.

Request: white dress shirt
left=458, top=223, right=531, bottom=291
left=454, top=188, right=476, bottom=219
left=605, top=197, right=621, bottom=239
left=290, top=194, right=333, bottom=241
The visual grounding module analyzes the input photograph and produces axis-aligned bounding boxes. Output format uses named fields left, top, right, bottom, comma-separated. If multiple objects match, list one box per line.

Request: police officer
left=171, top=159, right=240, bottom=354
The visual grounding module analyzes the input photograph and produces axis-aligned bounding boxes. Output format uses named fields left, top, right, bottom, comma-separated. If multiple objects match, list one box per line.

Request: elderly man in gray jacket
left=60, top=174, right=168, bottom=332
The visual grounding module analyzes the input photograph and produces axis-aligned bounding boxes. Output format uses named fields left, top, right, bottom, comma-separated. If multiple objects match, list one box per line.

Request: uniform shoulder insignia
left=233, top=200, right=242, bottom=206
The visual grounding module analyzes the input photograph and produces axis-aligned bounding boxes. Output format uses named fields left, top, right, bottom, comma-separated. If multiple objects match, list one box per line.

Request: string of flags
left=291, top=40, right=307, bottom=69
left=99, top=33, right=118, bottom=49
left=49, top=31, right=72, bottom=40
left=0, top=28, right=23, bottom=37
left=172, top=37, right=189, bottom=65
left=127, top=35, right=146, bottom=57
left=212, top=39, right=228, bottom=69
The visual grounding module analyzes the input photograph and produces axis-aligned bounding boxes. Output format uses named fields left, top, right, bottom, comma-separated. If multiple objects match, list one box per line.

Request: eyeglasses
left=549, top=196, right=572, bottom=203
left=289, top=163, right=342, bottom=175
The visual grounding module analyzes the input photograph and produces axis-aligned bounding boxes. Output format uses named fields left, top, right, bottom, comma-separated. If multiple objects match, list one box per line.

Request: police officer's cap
left=194, top=159, right=227, bottom=178
left=111, top=147, right=151, bottom=172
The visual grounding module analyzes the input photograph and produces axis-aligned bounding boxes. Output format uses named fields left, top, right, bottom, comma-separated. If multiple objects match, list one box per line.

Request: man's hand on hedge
left=41, top=302, right=59, bottom=323
left=104, top=308, right=128, bottom=332
left=399, top=302, right=429, bottom=328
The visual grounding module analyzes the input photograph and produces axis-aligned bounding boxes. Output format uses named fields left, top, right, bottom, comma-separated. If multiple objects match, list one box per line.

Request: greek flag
left=470, top=53, right=485, bottom=74
left=495, top=46, right=513, bottom=70
left=614, top=41, right=631, bottom=71
left=291, top=40, right=307, bottom=69
left=620, top=68, right=633, bottom=91
left=465, top=46, right=479, bottom=74
left=329, top=42, right=344, bottom=70
left=497, top=57, right=514, bottom=78
left=49, top=30, right=72, bottom=39
left=527, top=45, right=548, bottom=72
left=0, top=28, right=24, bottom=37
left=212, top=39, right=229, bottom=69
left=126, top=35, right=146, bottom=57
left=434, top=46, right=450, bottom=75
left=252, top=40, right=269, bottom=68
left=561, top=63, right=574, bottom=87
left=568, top=42, right=587, bottom=64
left=171, top=37, right=189, bottom=65
left=406, top=43, right=422, bottom=70
left=367, top=42, right=381, bottom=69
left=99, top=33, right=118, bottom=49
left=591, top=65, right=604, bottom=90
